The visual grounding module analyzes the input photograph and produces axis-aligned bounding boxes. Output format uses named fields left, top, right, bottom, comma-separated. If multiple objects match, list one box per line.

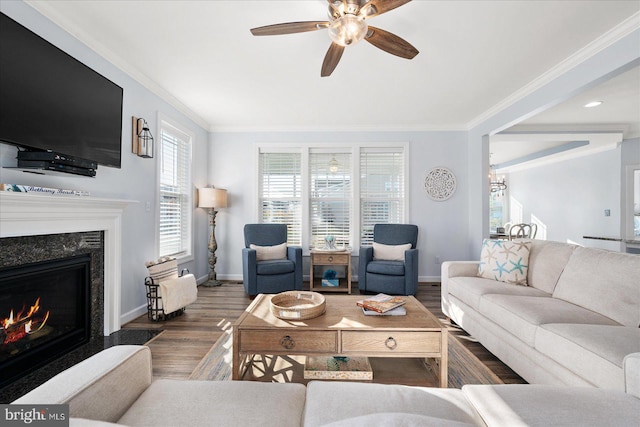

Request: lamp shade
left=198, top=187, right=227, bottom=209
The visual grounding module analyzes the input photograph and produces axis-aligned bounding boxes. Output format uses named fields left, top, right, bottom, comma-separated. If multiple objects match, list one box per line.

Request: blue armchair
left=358, top=224, right=419, bottom=296
left=242, top=224, right=303, bottom=297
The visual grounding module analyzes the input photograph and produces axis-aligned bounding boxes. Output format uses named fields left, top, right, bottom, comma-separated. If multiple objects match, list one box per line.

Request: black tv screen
left=0, top=12, right=123, bottom=168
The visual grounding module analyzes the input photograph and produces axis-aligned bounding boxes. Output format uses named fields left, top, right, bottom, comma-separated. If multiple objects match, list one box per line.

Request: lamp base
left=202, top=279, right=223, bottom=287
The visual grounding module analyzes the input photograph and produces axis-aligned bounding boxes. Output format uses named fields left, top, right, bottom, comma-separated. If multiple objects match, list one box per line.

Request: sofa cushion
left=478, top=295, right=619, bottom=347
left=477, top=239, right=531, bottom=285
left=527, top=240, right=577, bottom=293
left=70, top=419, right=127, bottom=427
left=303, top=381, right=484, bottom=427
left=535, top=324, right=640, bottom=389
left=373, top=242, right=412, bottom=261
left=118, top=380, right=306, bottom=427
left=321, top=413, right=477, bottom=427
left=462, top=384, right=640, bottom=427
left=448, top=276, right=549, bottom=311
left=367, top=260, right=405, bottom=276
left=552, top=246, right=640, bottom=327
left=250, top=242, right=287, bottom=261
left=13, top=345, right=152, bottom=423
left=256, top=259, right=295, bottom=275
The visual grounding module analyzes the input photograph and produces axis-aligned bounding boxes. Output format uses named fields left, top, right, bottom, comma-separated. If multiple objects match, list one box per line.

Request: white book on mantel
left=362, top=306, right=406, bottom=316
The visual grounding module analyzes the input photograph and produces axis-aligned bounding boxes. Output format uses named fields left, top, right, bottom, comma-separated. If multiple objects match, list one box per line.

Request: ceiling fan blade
left=321, top=42, right=345, bottom=77
left=365, top=26, right=419, bottom=59
left=250, top=21, right=329, bottom=36
left=360, top=0, right=412, bottom=19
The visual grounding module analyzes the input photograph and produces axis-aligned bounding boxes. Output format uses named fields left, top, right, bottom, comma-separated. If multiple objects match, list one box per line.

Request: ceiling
left=25, top=0, right=640, bottom=138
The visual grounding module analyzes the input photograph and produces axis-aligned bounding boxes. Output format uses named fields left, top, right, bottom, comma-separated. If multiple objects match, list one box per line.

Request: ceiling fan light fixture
left=328, top=15, right=368, bottom=46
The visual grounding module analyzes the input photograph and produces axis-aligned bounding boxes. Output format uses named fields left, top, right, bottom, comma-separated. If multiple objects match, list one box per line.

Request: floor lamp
left=198, top=187, right=227, bottom=286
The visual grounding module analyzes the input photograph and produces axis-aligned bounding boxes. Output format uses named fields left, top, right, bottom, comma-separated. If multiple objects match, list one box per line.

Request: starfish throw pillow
left=477, top=239, right=531, bottom=286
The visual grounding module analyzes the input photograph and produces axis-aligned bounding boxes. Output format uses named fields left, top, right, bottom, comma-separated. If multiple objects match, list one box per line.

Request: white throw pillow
left=250, top=242, right=287, bottom=261
left=372, top=242, right=412, bottom=261
left=477, top=239, right=531, bottom=286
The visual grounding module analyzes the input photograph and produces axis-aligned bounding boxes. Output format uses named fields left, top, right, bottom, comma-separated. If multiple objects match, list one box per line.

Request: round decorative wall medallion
left=424, top=167, right=457, bottom=201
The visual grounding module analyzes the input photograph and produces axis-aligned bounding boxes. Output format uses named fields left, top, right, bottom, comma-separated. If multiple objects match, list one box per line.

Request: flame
left=1, top=298, right=50, bottom=344
left=27, top=297, right=41, bottom=318
left=2, top=310, right=14, bottom=328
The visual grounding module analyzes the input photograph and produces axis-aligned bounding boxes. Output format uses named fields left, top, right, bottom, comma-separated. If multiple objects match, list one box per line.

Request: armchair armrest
left=404, top=248, right=419, bottom=295
left=358, top=247, right=374, bottom=291
left=13, top=346, right=152, bottom=423
left=242, top=248, right=258, bottom=295
left=287, top=246, right=303, bottom=290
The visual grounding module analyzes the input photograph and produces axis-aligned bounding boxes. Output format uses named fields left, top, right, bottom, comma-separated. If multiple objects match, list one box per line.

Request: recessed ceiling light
left=584, top=101, right=603, bottom=108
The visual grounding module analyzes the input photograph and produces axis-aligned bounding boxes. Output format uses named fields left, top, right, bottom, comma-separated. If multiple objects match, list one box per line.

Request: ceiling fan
left=250, top=0, right=419, bottom=77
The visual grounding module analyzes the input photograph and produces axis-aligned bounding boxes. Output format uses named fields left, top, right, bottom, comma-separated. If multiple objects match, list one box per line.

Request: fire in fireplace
left=1, top=297, right=51, bottom=345
left=0, top=254, right=91, bottom=388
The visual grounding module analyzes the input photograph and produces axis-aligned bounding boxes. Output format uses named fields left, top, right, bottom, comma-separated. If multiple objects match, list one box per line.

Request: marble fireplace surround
left=0, top=192, right=134, bottom=335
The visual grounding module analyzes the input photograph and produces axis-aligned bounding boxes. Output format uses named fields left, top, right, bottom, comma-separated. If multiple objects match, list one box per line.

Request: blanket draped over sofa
left=442, top=239, right=640, bottom=390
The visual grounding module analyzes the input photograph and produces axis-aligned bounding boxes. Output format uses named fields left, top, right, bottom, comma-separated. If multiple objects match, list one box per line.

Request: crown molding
left=466, top=11, right=640, bottom=131
left=24, top=1, right=211, bottom=131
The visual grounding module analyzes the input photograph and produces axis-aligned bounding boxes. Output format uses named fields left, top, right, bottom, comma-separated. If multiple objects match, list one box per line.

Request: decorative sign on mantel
left=0, top=183, right=90, bottom=196
left=424, top=167, right=457, bottom=201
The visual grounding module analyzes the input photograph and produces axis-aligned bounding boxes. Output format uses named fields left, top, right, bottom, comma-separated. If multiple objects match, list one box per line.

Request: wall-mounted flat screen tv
left=0, top=12, right=123, bottom=168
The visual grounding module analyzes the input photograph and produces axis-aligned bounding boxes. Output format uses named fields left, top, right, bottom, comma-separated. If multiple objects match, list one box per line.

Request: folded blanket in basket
left=159, top=274, right=198, bottom=314
left=146, top=258, right=179, bottom=283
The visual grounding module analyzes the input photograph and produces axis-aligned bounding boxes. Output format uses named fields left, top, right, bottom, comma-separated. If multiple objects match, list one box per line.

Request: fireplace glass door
left=0, top=254, right=91, bottom=387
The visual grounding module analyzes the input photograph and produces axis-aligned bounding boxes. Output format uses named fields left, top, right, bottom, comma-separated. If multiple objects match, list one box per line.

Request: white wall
left=0, top=2, right=211, bottom=325
left=209, top=130, right=469, bottom=281
left=467, top=28, right=640, bottom=257
left=507, top=146, right=622, bottom=251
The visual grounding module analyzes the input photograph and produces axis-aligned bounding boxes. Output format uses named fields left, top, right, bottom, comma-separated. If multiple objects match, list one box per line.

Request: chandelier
left=489, top=166, right=507, bottom=195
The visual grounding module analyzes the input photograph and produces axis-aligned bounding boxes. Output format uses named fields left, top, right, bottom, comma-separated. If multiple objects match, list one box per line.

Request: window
left=309, top=151, right=352, bottom=248
left=360, top=148, right=405, bottom=245
left=257, top=145, right=406, bottom=250
left=158, top=119, right=192, bottom=258
left=258, top=151, right=302, bottom=245
left=489, top=192, right=505, bottom=232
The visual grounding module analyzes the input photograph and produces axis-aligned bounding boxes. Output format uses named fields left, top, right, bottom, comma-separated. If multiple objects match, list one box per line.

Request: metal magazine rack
left=144, top=268, right=190, bottom=321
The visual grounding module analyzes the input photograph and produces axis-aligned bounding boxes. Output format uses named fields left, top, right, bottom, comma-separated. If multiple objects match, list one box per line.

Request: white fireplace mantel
left=0, top=192, right=136, bottom=335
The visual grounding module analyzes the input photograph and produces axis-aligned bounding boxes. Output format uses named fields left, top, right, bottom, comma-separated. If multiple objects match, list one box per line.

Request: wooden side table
left=309, top=250, right=351, bottom=294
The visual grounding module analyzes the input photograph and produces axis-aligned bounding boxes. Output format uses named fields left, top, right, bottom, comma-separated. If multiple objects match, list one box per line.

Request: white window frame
left=256, top=143, right=408, bottom=253
left=257, top=147, right=303, bottom=246
left=156, top=113, right=194, bottom=261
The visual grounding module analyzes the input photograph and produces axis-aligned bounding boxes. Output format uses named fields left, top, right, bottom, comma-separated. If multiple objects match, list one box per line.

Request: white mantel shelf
left=0, top=192, right=138, bottom=335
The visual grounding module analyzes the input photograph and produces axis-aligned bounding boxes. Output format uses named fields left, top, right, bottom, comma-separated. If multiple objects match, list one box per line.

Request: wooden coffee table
left=232, top=294, right=448, bottom=387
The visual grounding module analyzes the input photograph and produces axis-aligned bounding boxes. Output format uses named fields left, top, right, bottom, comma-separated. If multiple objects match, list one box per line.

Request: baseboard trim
left=120, top=304, right=147, bottom=327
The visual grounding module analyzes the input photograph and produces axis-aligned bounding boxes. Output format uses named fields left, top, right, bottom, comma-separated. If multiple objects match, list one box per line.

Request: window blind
left=258, top=151, right=302, bottom=245
left=159, top=125, right=192, bottom=258
left=360, top=148, right=405, bottom=245
left=309, top=151, right=352, bottom=248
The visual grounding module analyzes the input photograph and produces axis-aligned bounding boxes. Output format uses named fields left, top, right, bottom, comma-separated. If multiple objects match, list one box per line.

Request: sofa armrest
left=624, top=353, right=640, bottom=399
left=13, top=345, right=152, bottom=423
left=441, top=261, right=479, bottom=318
left=442, top=261, right=480, bottom=279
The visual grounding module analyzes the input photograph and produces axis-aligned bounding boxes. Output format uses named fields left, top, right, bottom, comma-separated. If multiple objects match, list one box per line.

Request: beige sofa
left=442, top=240, right=640, bottom=390
left=12, top=345, right=640, bottom=426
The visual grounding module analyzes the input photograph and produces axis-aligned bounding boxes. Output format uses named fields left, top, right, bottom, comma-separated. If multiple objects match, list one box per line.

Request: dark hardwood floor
left=123, top=281, right=525, bottom=384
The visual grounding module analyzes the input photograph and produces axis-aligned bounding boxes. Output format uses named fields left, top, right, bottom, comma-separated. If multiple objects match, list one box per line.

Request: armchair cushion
left=250, top=242, right=287, bottom=261
left=367, top=260, right=406, bottom=276
left=373, top=242, right=412, bottom=261
left=256, top=259, right=296, bottom=275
